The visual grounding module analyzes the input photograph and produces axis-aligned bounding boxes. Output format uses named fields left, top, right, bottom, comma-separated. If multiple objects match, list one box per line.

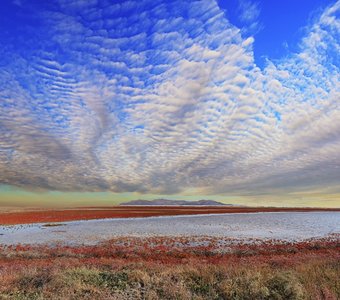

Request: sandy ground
left=0, top=211, right=339, bottom=246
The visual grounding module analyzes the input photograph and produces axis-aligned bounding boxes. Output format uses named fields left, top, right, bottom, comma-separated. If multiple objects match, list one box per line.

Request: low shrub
left=0, top=238, right=338, bottom=299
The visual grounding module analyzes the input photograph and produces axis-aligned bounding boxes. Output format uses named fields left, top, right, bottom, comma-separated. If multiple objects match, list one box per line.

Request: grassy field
left=0, top=237, right=339, bottom=300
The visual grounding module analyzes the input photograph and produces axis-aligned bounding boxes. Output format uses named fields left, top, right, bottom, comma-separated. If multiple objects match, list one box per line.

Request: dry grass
left=0, top=237, right=339, bottom=299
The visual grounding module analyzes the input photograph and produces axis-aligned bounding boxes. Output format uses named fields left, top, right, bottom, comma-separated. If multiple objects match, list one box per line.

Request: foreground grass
left=0, top=237, right=339, bottom=300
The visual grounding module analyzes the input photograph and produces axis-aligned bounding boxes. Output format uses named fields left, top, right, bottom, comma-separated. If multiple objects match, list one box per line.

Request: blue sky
left=220, top=0, right=336, bottom=67
left=0, top=0, right=339, bottom=207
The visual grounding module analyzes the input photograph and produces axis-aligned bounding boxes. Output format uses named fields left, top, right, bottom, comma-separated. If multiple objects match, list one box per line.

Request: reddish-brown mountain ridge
left=120, top=199, right=235, bottom=206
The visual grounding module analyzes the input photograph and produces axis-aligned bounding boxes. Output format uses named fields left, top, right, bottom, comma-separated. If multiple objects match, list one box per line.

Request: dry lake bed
left=1, top=211, right=339, bottom=245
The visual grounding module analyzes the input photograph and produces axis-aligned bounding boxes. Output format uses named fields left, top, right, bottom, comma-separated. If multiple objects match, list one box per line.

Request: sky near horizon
left=0, top=0, right=339, bottom=207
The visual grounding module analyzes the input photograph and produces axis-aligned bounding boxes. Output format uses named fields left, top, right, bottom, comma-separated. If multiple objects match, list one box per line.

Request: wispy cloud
left=238, top=0, right=260, bottom=23
left=237, top=0, right=262, bottom=34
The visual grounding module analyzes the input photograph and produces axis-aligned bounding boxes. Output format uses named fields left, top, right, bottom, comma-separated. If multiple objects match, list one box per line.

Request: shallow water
left=0, top=212, right=339, bottom=245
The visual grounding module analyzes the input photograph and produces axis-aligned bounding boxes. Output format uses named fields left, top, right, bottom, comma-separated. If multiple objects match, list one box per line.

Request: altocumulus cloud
left=0, top=0, right=339, bottom=197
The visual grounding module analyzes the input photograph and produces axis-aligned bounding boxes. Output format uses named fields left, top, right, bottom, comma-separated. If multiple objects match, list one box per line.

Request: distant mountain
left=120, top=199, right=234, bottom=206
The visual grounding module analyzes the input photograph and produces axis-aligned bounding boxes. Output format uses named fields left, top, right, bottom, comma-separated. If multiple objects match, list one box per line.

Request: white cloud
left=0, top=0, right=339, bottom=202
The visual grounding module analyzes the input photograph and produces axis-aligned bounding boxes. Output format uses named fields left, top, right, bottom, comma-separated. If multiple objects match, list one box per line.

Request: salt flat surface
left=0, top=212, right=339, bottom=245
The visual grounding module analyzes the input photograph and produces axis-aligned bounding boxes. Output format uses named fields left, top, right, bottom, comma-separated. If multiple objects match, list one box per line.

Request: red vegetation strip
left=0, top=206, right=339, bottom=225
left=0, top=236, right=339, bottom=267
